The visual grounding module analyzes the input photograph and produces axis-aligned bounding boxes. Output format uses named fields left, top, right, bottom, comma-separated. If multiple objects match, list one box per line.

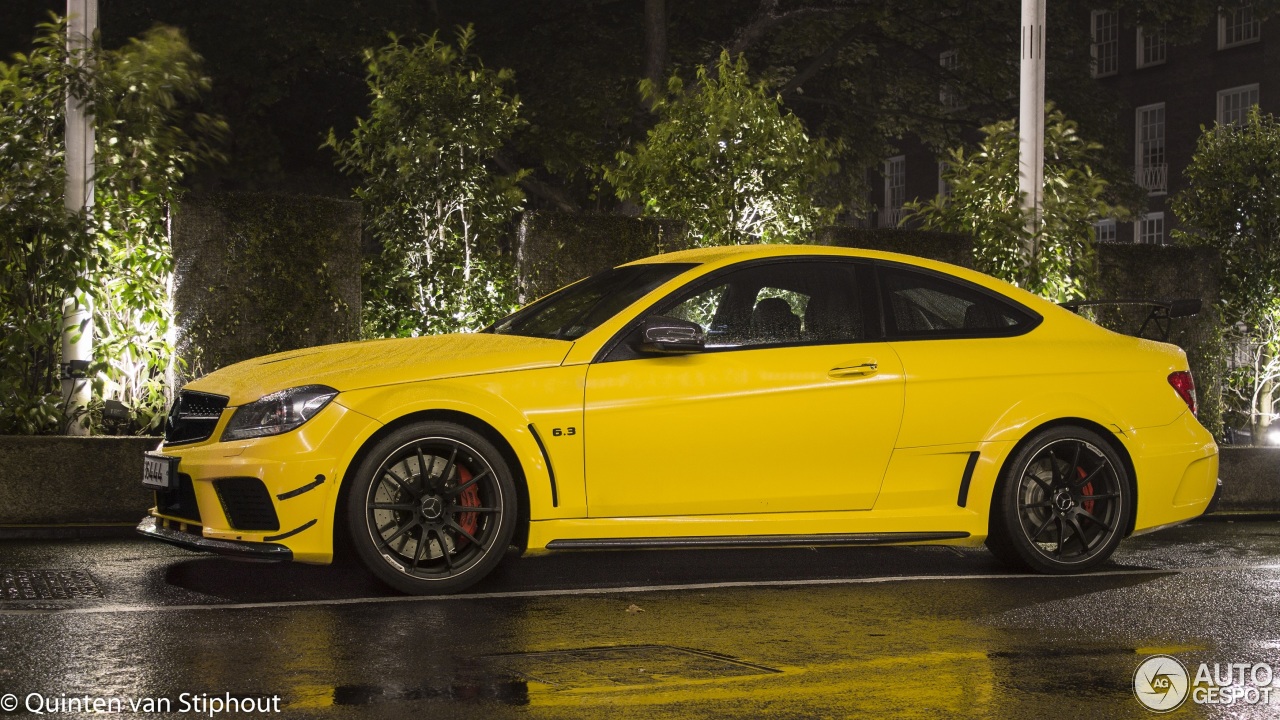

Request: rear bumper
left=137, top=516, right=292, bottom=561
left=1127, top=411, right=1220, bottom=532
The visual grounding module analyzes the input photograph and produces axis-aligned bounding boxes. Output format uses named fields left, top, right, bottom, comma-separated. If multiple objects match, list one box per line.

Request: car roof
left=622, top=243, right=1067, bottom=320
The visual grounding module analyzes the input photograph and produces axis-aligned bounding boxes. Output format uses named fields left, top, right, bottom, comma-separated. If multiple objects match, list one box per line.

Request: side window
left=880, top=265, right=1032, bottom=338
left=661, top=261, right=863, bottom=349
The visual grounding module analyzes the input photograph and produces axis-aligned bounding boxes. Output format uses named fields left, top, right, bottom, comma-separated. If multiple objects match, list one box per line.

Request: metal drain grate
left=0, top=570, right=103, bottom=601
left=482, top=645, right=779, bottom=687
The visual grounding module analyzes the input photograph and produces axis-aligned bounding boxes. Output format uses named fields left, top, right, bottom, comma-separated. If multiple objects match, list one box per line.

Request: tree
left=607, top=51, right=839, bottom=246
left=0, top=19, right=222, bottom=434
left=905, top=106, right=1122, bottom=302
left=1174, top=108, right=1280, bottom=441
left=327, top=27, right=525, bottom=338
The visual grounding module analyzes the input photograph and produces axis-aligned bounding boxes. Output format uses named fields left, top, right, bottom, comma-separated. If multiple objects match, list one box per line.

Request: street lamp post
left=62, top=0, right=97, bottom=435
left=1018, top=0, right=1046, bottom=253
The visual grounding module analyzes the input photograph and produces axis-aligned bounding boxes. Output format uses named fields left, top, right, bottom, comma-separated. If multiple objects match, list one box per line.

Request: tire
left=986, top=425, right=1132, bottom=574
left=346, top=421, right=518, bottom=595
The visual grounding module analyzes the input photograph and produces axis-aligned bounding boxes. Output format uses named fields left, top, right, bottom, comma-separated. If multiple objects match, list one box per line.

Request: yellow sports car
left=138, top=245, right=1219, bottom=594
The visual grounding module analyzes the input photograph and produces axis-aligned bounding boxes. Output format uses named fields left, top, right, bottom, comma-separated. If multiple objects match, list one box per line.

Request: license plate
left=142, top=453, right=179, bottom=490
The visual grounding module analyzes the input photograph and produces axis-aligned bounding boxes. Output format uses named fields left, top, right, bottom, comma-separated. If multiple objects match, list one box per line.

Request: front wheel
left=346, top=422, right=517, bottom=595
left=987, top=426, right=1132, bottom=573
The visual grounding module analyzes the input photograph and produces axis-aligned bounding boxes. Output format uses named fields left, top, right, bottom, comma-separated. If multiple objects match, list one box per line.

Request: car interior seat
left=751, top=297, right=801, bottom=342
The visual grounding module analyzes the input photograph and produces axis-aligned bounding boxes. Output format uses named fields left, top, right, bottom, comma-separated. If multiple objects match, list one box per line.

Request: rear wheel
left=346, top=422, right=517, bottom=594
left=987, top=426, right=1131, bottom=573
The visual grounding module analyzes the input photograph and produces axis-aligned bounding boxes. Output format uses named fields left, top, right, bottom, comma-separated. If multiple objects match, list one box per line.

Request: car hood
left=183, top=333, right=573, bottom=406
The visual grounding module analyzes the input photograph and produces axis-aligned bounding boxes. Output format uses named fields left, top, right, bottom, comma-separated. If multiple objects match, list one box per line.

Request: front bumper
left=142, top=400, right=381, bottom=564
left=137, top=517, right=292, bottom=561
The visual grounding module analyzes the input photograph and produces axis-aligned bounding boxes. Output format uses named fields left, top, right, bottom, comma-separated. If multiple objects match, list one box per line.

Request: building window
left=1137, top=213, right=1165, bottom=245
left=938, top=161, right=951, bottom=198
left=1137, top=26, right=1166, bottom=68
left=1218, top=84, right=1260, bottom=126
left=881, top=156, right=906, bottom=228
left=1135, top=103, right=1167, bottom=195
left=1220, top=4, right=1262, bottom=49
left=1093, top=219, right=1117, bottom=244
left=1091, top=10, right=1119, bottom=77
left=939, top=51, right=962, bottom=110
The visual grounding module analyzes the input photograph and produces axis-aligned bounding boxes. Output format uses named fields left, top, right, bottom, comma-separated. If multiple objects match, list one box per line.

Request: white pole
left=1018, top=0, right=1046, bottom=256
left=62, top=0, right=97, bottom=436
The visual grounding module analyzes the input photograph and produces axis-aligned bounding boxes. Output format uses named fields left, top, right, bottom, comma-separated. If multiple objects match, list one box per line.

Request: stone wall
left=0, top=437, right=156, bottom=527
left=172, top=192, right=363, bottom=383
left=814, top=227, right=975, bottom=268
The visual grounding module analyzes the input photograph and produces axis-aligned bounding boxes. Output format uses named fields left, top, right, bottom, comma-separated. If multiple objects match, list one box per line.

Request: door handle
left=828, top=359, right=879, bottom=378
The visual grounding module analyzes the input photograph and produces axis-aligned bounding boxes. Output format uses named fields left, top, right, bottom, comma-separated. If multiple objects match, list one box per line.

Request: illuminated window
left=1091, top=10, right=1119, bottom=77
left=1218, top=84, right=1259, bottom=126
left=1136, top=213, right=1165, bottom=245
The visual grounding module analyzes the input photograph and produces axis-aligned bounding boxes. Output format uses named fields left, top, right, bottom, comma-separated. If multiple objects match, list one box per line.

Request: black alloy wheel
left=987, top=426, right=1131, bottom=573
left=347, top=422, right=517, bottom=594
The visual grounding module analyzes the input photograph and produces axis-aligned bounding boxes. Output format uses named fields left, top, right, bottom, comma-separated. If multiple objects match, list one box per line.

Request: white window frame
left=1136, top=25, right=1167, bottom=68
left=882, top=156, right=906, bottom=228
left=1136, top=212, right=1165, bottom=245
left=1219, top=4, right=1262, bottom=49
left=1091, top=10, right=1120, bottom=77
left=1135, top=103, right=1167, bottom=196
left=1093, top=219, right=1117, bottom=244
left=939, top=50, right=962, bottom=111
left=1218, top=83, right=1260, bottom=126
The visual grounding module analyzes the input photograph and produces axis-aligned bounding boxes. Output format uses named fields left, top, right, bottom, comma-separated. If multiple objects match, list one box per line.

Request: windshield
left=486, top=263, right=697, bottom=340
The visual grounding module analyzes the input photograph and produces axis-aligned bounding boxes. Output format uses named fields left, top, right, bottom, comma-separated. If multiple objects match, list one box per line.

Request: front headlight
left=221, top=385, right=338, bottom=441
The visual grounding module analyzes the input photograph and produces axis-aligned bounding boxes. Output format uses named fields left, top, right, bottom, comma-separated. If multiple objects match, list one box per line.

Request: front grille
left=165, top=390, right=229, bottom=445
left=213, top=477, right=280, bottom=532
left=156, top=473, right=202, bottom=523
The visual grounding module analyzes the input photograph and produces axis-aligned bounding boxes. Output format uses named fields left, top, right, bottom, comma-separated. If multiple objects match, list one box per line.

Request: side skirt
left=545, top=531, right=969, bottom=551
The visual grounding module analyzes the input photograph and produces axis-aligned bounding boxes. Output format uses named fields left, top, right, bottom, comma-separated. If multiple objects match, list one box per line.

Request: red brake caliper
left=454, top=466, right=480, bottom=546
left=1077, top=467, right=1095, bottom=514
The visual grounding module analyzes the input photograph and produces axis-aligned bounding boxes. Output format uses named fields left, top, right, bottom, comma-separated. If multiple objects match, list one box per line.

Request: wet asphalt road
left=1, top=520, right=1279, bottom=719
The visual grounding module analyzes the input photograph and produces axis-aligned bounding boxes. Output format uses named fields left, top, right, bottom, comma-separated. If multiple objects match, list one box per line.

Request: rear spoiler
left=1058, top=298, right=1202, bottom=342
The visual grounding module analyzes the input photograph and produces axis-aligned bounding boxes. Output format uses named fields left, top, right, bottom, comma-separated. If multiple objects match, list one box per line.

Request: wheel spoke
left=447, top=518, right=483, bottom=548
left=1055, top=516, right=1065, bottom=557
left=1075, top=459, right=1107, bottom=488
left=431, top=528, right=453, bottom=570
left=382, top=467, right=420, bottom=499
left=410, top=526, right=427, bottom=573
left=1025, top=473, right=1053, bottom=495
left=447, top=468, right=491, bottom=498
left=1068, top=442, right=1082, bottom=484
left=440, top=445, right=459, bottom=483
left=415, top=446, right=432, bottom=490
left=1020, top=500, right=1052, bottom=509
left=1077, top=508, right=1115, bottom=532
left=1048, top=449, right=1063, bottom=485
left=1030, top=513, right=1055, bottom=541
left=380, top=518, right=421, bottom=549
left=370, top=503, right=418, bottom=511
left=1078, top=492, right=1119, bottom=502
left=456, top=506, right=499, bottom=514
left=1067, top=514, right=1093, bottom=553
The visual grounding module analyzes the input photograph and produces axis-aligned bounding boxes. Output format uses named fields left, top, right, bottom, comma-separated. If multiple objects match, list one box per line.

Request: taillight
left=1168, top=371, right=1197, bottom=416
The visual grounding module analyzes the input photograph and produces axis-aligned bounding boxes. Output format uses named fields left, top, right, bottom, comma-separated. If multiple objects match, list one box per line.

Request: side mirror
left=637, top=316, right=705, bottom=355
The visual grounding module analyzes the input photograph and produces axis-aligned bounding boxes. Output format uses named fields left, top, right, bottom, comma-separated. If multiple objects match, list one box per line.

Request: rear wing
left=1058, top=298, right=1202, bottom=342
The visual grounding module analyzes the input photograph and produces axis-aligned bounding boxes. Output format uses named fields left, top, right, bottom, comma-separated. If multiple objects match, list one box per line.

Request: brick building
left=871, top=4, right=1276, bottom=245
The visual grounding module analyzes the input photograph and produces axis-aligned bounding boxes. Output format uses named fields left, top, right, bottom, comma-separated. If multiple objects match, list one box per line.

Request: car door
left=582, top=259, right=905, bottom=518
left=875, top=262, right=1044, bottom=449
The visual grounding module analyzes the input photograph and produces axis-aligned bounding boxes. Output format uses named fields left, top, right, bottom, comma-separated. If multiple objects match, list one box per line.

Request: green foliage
left=327, top=27, right=525, bottom=338
left=1173, top=108, right=1280, bottom=436
left=607, top=51, right=840, bottom=247
left=905, top=106, right=1123, bottom=302
left=92, top=26, right=227, bottom=433
left=0, top=18, right=223, bottom=435
left=0, top=22, right=92, bottom=434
